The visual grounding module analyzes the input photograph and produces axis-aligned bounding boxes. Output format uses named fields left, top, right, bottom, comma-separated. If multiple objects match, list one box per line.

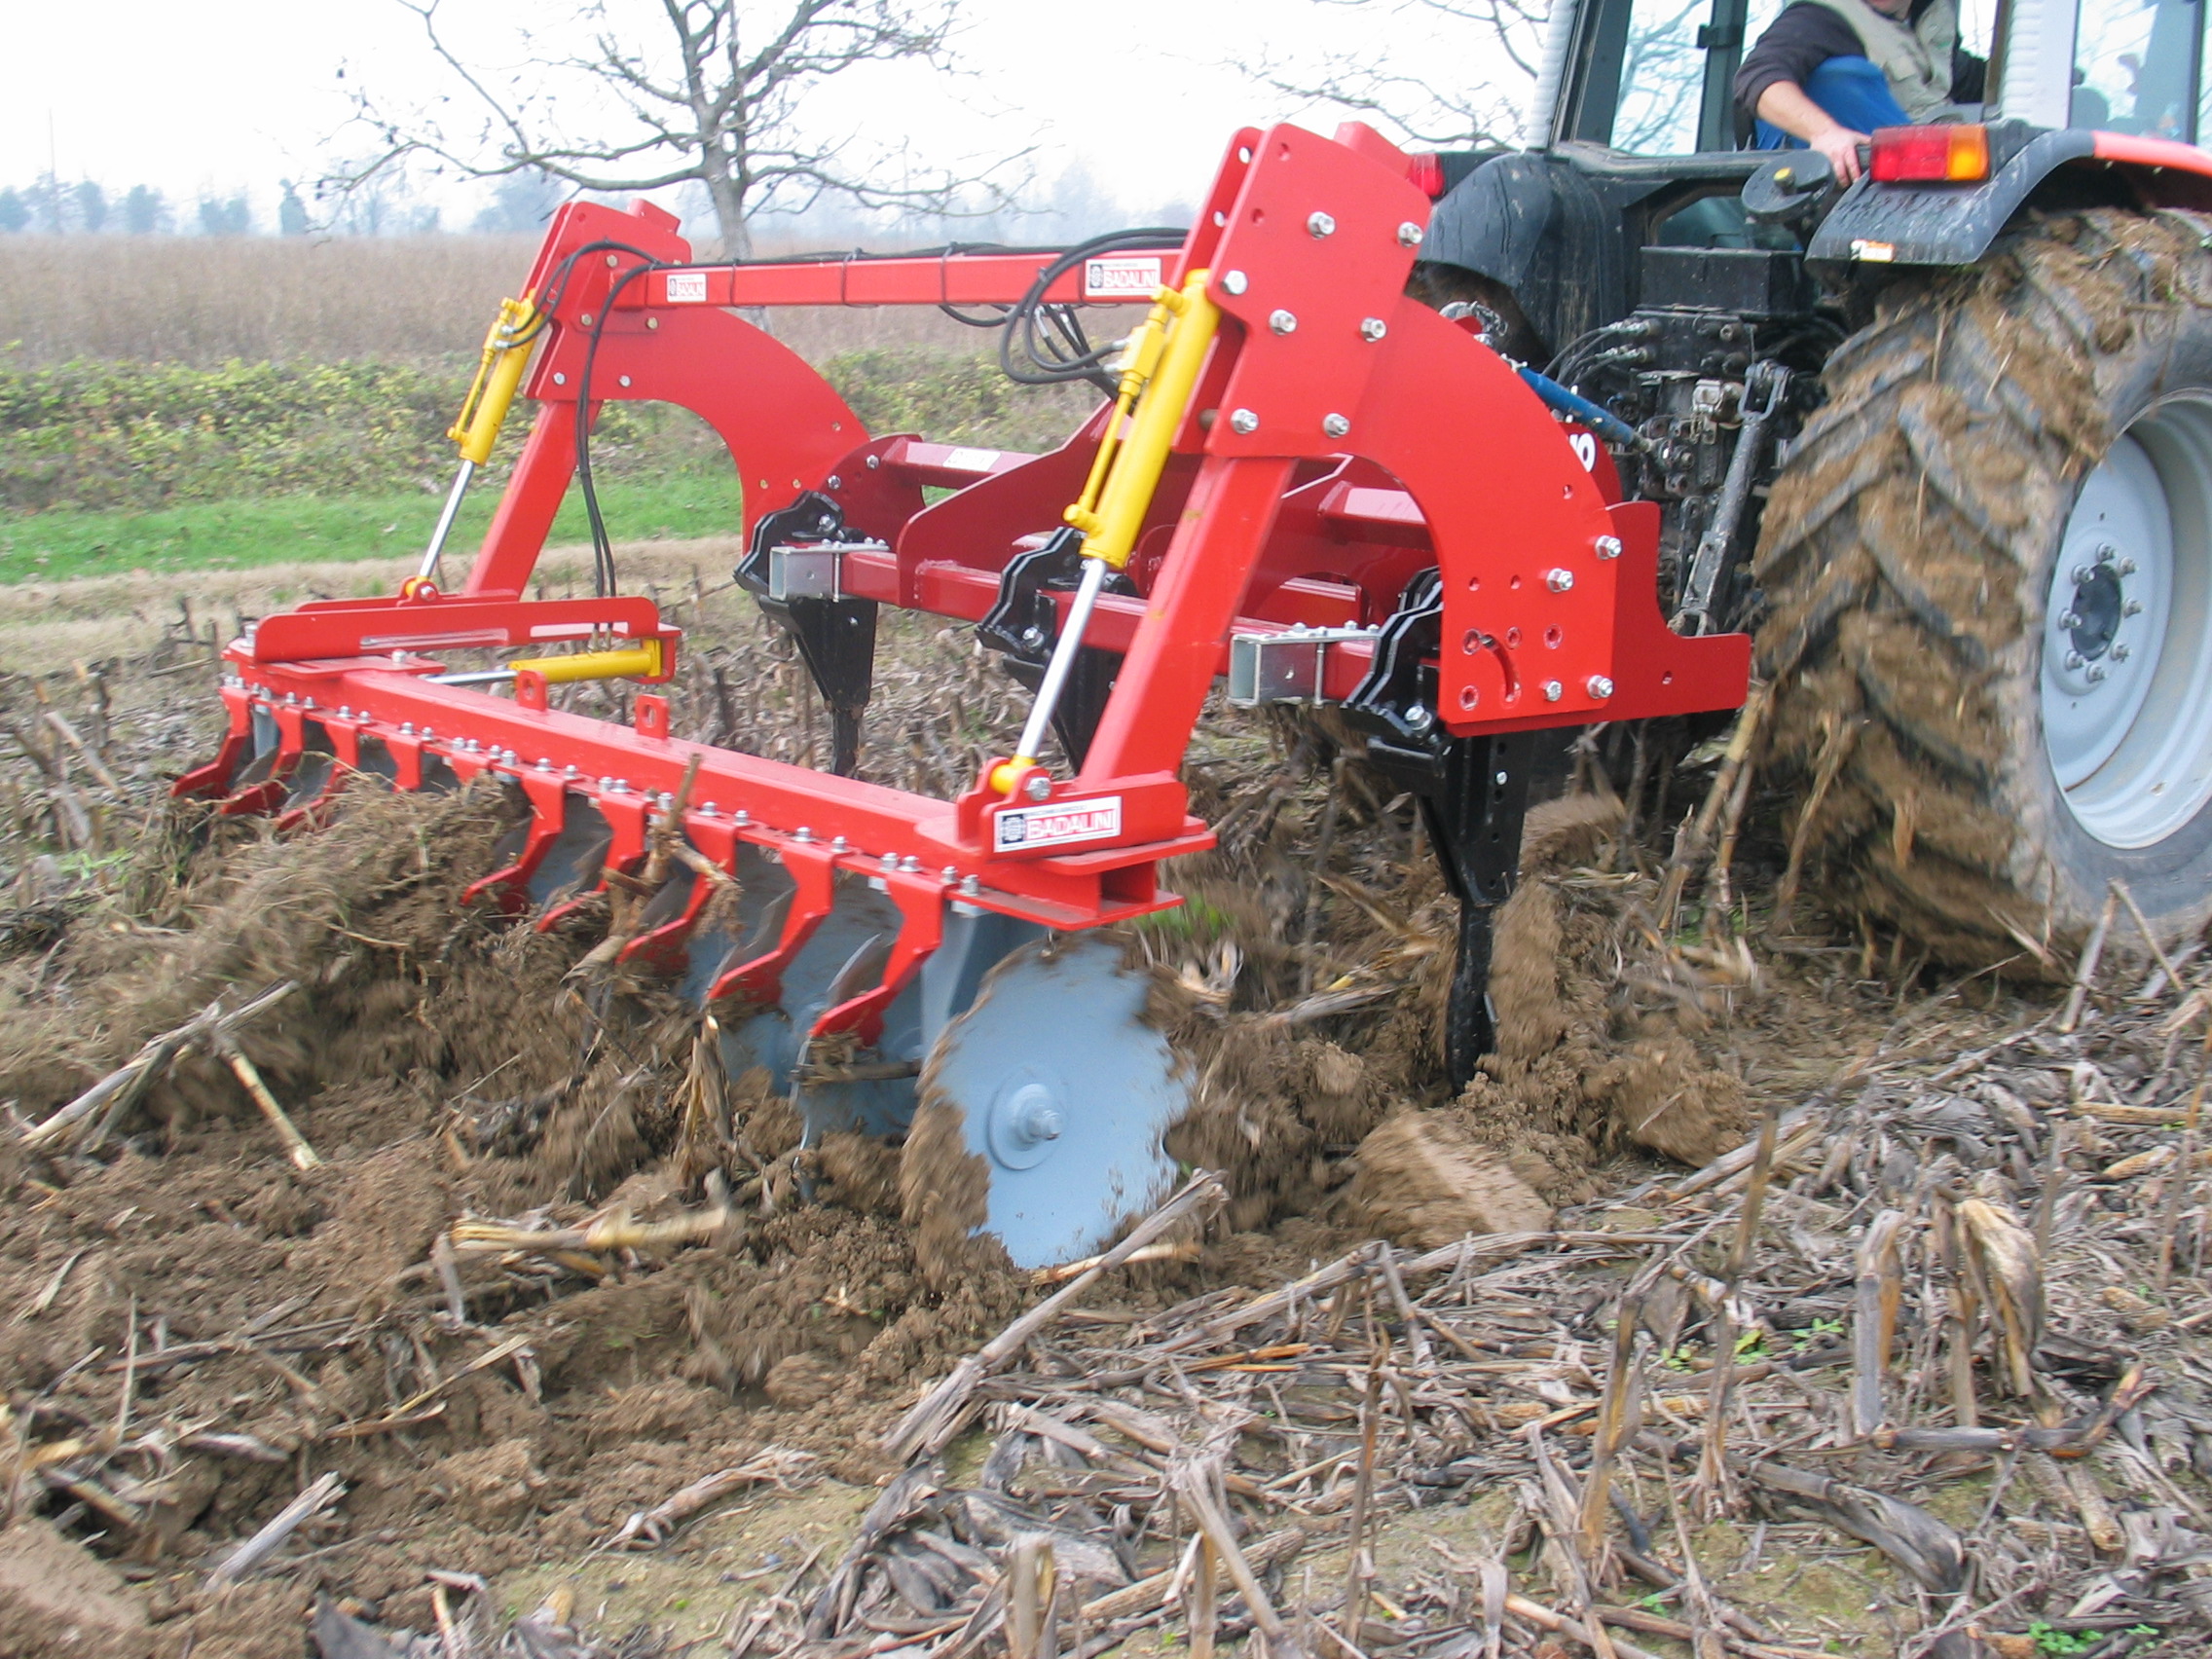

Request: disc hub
left=987, top=1079, right=1066, bottom=1169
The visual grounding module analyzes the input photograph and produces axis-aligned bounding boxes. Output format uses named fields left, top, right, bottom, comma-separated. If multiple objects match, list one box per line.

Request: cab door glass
left=1607, top=0, right=1790, bottom=152
left=2072, top=0, right=2201, bottom=138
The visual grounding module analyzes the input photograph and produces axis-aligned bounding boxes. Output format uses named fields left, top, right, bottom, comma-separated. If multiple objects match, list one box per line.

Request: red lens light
left=1406, top=153, right=1448, bottom=199
left=1869, top=124, right=1990, bottom=183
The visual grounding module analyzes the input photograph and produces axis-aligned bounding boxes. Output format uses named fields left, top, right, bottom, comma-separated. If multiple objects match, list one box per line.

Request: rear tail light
left=1869, top=124, right=1990, bottom=183
left=1406, top=153, right=1448, bottom=199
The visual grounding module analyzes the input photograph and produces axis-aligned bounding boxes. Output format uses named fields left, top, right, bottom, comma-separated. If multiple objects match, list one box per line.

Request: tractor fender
left=1807, top=127, right=2212, bottom=267
left=1422, top=151, right=1628, bottom=359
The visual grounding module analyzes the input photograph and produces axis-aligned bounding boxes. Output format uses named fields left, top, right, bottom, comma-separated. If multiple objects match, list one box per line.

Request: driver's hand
left=1813, top=126, right=1869, bottom=185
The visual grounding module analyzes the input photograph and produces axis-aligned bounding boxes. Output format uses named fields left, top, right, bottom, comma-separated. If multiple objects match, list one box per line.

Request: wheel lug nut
left=2118, top=558, right=2138, bottom=575
left=2059, top=611, right=2083, bottom=630
left=2065, top=651, right=2085, bottom=670
left=2113, top=644, right=2132, bottom=661
left=2087, top=665, right=2108, bottom=682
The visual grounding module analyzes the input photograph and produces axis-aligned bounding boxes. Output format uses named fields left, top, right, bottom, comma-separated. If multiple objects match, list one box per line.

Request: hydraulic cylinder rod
left=419, top=294, right=540, bottom=582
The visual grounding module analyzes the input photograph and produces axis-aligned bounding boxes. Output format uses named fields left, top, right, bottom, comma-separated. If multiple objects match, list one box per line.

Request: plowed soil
left=0, top=551, right=1933, bottom=1656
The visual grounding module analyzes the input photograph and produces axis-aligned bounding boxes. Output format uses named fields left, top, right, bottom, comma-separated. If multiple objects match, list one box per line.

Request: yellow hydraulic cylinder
left=508, top=641, right=663, bottom=684
left=451, top=294, right=541, bottom=464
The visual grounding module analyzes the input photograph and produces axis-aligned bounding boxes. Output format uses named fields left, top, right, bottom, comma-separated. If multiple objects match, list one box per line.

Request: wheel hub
left=986, top=1078, right=1066, bottom=1170
left=2043, top=403, right=2212, bottom=849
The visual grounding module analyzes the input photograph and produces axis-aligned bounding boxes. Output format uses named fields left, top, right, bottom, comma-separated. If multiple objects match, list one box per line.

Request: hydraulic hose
left=1515, top=365, right=1641, bottom=451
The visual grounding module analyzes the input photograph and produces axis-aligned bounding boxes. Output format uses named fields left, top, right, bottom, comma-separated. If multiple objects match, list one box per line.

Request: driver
left=1734, top=0, right=1986, bottom=184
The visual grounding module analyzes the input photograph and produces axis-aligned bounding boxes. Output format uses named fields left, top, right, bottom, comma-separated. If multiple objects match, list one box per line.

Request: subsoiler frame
left=178, top=121, right=1751, bottom=1056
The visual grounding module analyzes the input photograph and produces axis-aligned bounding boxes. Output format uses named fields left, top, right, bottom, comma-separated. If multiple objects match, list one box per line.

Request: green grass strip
left=0, top=475, right=746, bottom=585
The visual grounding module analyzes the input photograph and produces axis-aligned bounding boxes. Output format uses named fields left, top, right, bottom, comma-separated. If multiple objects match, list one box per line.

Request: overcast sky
left=0, top=1, right=1528, bottom=230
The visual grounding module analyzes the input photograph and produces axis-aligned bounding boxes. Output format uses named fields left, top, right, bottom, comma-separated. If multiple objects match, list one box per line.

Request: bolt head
left=2119, top=557, right=2138, bottom=576
left=2113, top=643, right=2132, bottom=661
left=1307, top=210, right=1336, bottom=238
left=2125, top=599, right=2145, bottom=616
left=1022, top=773, right=1051, bottom=802
left=1322, top=413, right=1351, bottom=438
left=1587, top=675, right=1614, bottom=699
left=2059, top=611, right=2083, bottom=630
left=827, top=475, right=841, bottom=490
left=960, top=872, right=979, bottom=892
left=2097, top=544, right=2118, bottom=564
left=830, top=834, right=849, bottom=852
left=1221, top=270, right=1249, bottom=295
left=2065, top=650, right=2085, bottom=670
left=793, top=826, right=813, bottom=841
left=2073, top=565, right=2093, bottom=585
left=1021, top=626, right=1045, bottom=648
left=1360, top=316, right=1388, bottom=342
left=1404, top=703, right=1433, bottom=730
left=1229, top=408, right=1260, bottom=435
left=1397, top=220, right=1425, bottom=247
left=2086, top=664, right=2108, bottom=682
left=1269, top=309, right=1298, bottom=335
left=1542, top=680, right=1564, bottom=702
left=866, top=455, right=880, bottom=469
left=1595, top=535, right=1622, bottom=560
left=1545, top=568, right=1575, bottom=593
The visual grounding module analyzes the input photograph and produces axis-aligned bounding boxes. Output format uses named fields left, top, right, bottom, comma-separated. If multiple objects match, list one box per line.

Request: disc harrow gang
left=177, top=121, right=1751, bottom=1266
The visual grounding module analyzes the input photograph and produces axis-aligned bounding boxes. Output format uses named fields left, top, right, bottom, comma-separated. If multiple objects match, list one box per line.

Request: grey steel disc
left=918, top=933, right=1186, bottom=1269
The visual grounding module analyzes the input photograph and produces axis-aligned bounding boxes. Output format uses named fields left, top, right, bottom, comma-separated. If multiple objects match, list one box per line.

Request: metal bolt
left=1397, top=221, right=1425, bottom=247
left=735, top=809, right=752, bottom=825
left=1595, top=535, right=1622, bottom=561
left=2059, top=611, right=2083, bottom=630
left=617, top=374, right=631, bottom=387
left=646, top=316, right=658, bottom=330
left=1221, top=270, right=1249, bottom=295
left=902, top=856, right=923, bottom=872
left=1307, top=211, right=1336, bottom=238
left=1587, top=675, right=1615, bottom=699
left=1359, top=316, right=1387, bottom=342
left=2065, top=651, right=2085, bottom=670
left=2073, top=566, right=2093, bottom=585
left=2098, top=544, right=2118, bottom=564
left=1230, top=409, right=1260, bottom=435
left=1495, top=771, right=1509, bottom=786
left=827, top=475, right=841, bottom=490
left=2087, top=665, right=2109, bottom=682
left=1020, top=625, right=1045, bottom=648
left=2119, top=558, right=2138, bottom=576
left=578, top=313, right=594, bottom=328
left=1542, top=680, right=1564, bottom=702
left=552, top=372, right=567, bottom=387
left=793, top=827, right=813, bottom=841
left=1404, top=704, right=1433, bottom=729
left=830, top=835, right=850, bottom=853
left=1322, top=413, right=1351, bottom=438
left=881, top=851, right=899, bottom=869
left=866, top=455, right=880, bottom=469
left=1545, top=568, right=1575, bottom=593
left=2112, top=644, right=2132, bottom=661
left=1023, top=773, right=1051, bottom=802
left=2125, top=599, right=2145, bottom=616
left=942, top=866, right=959, bottom=882
left=1269, top=309, right=1298, bottom=335
left=961, top=874, right=980, bottom=895
left=399, top=722, right=415, bottom=736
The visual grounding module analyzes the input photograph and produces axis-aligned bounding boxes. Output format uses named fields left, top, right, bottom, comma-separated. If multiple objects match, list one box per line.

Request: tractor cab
left=1422, top=0, right=2212, bottom=364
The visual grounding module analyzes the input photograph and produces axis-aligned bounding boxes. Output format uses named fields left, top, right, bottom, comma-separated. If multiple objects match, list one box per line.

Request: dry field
left=0, top=236, right=1047, bottom=367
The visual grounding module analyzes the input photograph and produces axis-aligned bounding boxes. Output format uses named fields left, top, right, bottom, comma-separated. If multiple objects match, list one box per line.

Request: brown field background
left=0, top=235, right=1051, bottom=364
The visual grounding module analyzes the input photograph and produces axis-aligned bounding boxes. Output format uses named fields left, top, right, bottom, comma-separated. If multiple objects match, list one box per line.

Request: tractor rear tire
left=1756, top=207, right=2212, bottom=966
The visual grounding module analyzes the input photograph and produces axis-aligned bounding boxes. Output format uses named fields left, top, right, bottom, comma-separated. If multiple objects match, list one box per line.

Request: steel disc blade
left=916, top=933, right=1186, bottom=1269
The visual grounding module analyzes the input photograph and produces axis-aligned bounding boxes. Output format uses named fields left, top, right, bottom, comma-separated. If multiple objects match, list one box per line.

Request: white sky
left=0, top=0, right=1532, bottom=231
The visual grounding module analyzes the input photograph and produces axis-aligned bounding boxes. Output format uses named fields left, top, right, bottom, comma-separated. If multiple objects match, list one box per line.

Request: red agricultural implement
left=177, top=122, right=1752, bottom=1266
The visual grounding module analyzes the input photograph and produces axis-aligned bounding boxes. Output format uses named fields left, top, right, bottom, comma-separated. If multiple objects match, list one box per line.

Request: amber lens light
left=1869, top=124, right=1991, bottom=183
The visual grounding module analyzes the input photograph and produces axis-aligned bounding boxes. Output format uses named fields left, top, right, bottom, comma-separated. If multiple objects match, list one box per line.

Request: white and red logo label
left=665, top=271, right=709, bottom=303
left=994, top=795, right=1124, bottom=852
left=1083, top=256, right=1162, bottom=301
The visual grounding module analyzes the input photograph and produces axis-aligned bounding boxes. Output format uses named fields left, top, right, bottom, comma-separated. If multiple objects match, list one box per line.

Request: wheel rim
left=2043, top=397, right=2212, bottom=849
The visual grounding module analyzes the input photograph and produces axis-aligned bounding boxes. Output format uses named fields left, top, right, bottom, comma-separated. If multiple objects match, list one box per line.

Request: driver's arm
left=1735, top=1, right=1876, bottom=178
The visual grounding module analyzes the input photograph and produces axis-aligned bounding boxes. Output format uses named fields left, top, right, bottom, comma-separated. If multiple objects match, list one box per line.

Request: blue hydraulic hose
left=1516, top=365, right=1641, bottom=451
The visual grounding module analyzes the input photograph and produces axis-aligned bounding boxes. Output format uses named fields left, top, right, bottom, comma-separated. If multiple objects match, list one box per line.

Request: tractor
left=177, top=0, right=2212, bottom=1266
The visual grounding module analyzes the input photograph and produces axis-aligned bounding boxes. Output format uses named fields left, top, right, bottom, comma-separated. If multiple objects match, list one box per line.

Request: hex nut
left=1360, top=317, right=1388, bottom=342
left=1595, top=535, right=1622, bottom=561
left=1230, top=408, right=1261, bottom=435
left=1308, top=211, right=1336, bottom=238
left=1587, top=675, right=1615, bottom=699
left=1270, top=309, right=1298, bottom=335
left=1542, top=680, right=1564, bottom=702
left=1322, top=413, right=1351, bottom=438
left=1545, top=568, right=1575, bottom=592
left=1221, top=270, right=1249, bottom=295
left=1398, top=221, right=1425, bottom=246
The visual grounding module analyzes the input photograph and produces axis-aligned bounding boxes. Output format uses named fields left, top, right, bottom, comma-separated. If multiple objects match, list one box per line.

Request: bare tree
left=1237, top=0, right=1551, bottom=151
left=338, top=1, right=1017, bottom=258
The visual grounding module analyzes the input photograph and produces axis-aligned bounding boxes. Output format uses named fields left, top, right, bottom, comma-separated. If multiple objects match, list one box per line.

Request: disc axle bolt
left=1009, top=1085, right=1064, bottom=1146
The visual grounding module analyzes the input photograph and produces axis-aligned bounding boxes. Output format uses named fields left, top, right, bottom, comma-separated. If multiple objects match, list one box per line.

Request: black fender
left=1808, top=125, right=2212, bottom=267
left=1422, top=152, right=1628, bottom=359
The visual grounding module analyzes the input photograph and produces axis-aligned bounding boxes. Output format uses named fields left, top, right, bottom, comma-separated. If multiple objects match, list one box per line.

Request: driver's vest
left=1802, top=0, right=1964, bottom=123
